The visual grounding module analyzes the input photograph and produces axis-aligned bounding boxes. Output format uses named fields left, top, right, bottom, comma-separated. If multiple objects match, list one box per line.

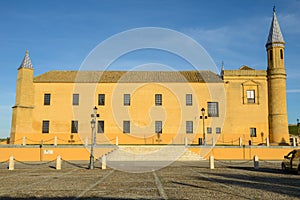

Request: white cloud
left=287, top=89, right=300, bottom=93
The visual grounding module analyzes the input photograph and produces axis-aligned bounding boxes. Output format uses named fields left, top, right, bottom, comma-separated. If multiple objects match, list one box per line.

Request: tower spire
left=266, top=7, right=285, bottom=49
left=19, top=50, right=33, bottom=69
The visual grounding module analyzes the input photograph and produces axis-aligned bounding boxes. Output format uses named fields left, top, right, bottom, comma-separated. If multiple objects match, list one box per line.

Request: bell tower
left=10, top=50, right=34, bottom=144
left=266, top=7, right=289, bottom=144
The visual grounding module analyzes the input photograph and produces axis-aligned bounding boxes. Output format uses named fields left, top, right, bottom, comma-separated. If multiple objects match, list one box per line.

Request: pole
left=297, top=119, right=300, bottom=137
left=89, top=107, right=98, bottom=170
left=202, top=113, right=205, bottom=145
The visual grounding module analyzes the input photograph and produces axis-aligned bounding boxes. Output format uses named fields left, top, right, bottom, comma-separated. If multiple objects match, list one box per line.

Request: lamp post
left=297, top=119, right=300, bottom=137
left=89, top=106, right=99, bottom=170
left=200, top=108, right=207, bottom=145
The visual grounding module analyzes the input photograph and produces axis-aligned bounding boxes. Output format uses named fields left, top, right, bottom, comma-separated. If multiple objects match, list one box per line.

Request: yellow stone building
left=10, top=10, right=289, bottom=146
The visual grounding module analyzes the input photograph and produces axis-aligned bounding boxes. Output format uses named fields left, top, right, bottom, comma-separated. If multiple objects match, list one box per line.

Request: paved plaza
left=0, top=160, right=299, bottom=199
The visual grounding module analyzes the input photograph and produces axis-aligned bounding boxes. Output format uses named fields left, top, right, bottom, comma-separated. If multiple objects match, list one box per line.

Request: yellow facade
left=10, top=10, right=290, bottom=146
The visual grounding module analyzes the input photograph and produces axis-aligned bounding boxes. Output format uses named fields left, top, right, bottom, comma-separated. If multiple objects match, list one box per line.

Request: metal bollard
left=102, top=155, right=106, bottom=170
left=293, top=137, right=296, bottom=147
left=56, top=155, right=62, bottom=170
left=8, top=156, right=14, bottom=170
left=22, top=136, right=26, bottom=146
left=253, top=155, right=259, bottom=170
left=54, top=136, right=58, bottom=146
left=209, top=155, right=215, bottom=169
left=184, top=137, right=188, bottom=147
left=239, top=137, right=242, bottom=147
left=266, top=137, right=269, bottom=147
left=116, top=136, right=119, bottom=146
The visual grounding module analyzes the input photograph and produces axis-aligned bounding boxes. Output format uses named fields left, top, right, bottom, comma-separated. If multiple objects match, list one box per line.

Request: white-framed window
left=124, top=94, right=130, bottom=106
left=247, top=90, right=255, bottom=103
left=71, top=120, right=78, bottom=133
left=208, top=102, right=219, bottom=117
left=250, top=128, right=256, bottom=137
left=155, top=94, right=162, bottom=106
left=186, top=94, right=192, bottom=106
left=44, top=94, right=51, bottom=105
left=98, top=94, right=105, bottom=106
left=42, top=120, right=49, bottom=133
left=97, top=121, right=104, bottom=133
left=72, top=94, right=79, bottom=106
left=207, top=127, right=212, bottom=134
left=155, top=121, right=162, bottom=134
left=123, top=121, right=130, bottom=133
left=186, top=121, right=193, bottom=134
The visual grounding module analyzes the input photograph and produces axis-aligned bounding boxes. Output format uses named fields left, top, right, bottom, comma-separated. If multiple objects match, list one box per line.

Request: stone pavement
left=0, top=160, right=299, bottom=199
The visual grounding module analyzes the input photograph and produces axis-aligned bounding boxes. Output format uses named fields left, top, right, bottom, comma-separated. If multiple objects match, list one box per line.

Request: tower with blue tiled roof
left=266, top=7, right=289, bottom=144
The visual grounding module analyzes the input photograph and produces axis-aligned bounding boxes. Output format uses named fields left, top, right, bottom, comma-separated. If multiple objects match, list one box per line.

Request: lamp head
left=201, top=108, right=205, bottom=115
left=93, top=106, right=98, bottom=112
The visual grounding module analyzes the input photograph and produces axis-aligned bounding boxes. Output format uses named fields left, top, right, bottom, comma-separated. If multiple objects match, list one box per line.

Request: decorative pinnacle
left=266, top=6, right=285, bottom=48
left=19, top=50, right=33, bottom=69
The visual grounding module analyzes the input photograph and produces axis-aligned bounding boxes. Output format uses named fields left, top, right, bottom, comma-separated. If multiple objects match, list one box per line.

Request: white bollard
left=116, top=136, right=119, bottom=146
left=102, top=155, right=106, bottom=170
left=22, top=136, right=26, bottom=146
left=184, top=136, right=188, bottom=146
left=56, top=155, right=62, bottom=170
left=253, top=155, right=259, bottom=170
left=239, top=137, right=242, bottom=147
left=266, top=137, right=269, bottom=147
left=211, top=137, right=215, bottom=146
left=85, top=137, right=88, bottom=146
left=54, top=136, right=58, bottom=146
left=293, top=137, right=296, bottom=147
left=8, top=156, right=14, bottom=170
left=209, top=155, right=215, bottom=169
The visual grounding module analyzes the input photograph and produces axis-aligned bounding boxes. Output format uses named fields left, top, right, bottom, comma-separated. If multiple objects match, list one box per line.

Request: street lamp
left=89, top=106, right=99, bottom=170
left=297, top=119, right=300, bottom=137
left=200, top=108, right=207, bottom=145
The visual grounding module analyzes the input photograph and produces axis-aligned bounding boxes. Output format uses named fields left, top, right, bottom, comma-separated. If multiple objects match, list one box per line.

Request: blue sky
left=0, top=0, right=300, bottom=138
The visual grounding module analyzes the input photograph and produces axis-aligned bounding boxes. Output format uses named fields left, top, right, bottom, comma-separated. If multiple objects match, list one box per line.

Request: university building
left=10, top=10, right=289, bottom=146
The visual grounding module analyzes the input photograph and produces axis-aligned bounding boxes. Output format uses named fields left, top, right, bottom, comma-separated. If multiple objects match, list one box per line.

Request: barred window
left=155, top=94, right=162, bottom=106
left=42, top=120, right=49, bottom=133
left=98, top=94, right=105, bottom=106
left=97, top=121, right=104, bottom=133
left=250, top=128, right=256, bottom=137
left=123, top=121, right=130, bottom=134
left=155, top=121, right=162, bottom=134
left=44, top=94, right=51, bottom=105
left=207, top=127, right=212, bottom=134
left=247, top=90, right=255, bottom=103
left=186, top=121, right=193, bottom=134
left=216, top=127, right=221, bottom=134
left=71, top=120, right=78, bottom=133
left=124, top=94, right=130, bottom=106
left=186, top=94, right=192, bottom=106
left=72, top=94, right=79, bottom=106
left=208, top=102, right=219, bottom=117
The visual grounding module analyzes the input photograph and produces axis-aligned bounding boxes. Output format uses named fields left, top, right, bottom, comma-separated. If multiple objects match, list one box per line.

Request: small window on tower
left=269, top=50, right=273, bottom=61
left=280, top=49, right=283, bottom=59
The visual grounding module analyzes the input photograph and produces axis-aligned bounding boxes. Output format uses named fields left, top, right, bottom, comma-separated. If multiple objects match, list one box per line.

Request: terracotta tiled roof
left=33, top=70, right=223, bottom=83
